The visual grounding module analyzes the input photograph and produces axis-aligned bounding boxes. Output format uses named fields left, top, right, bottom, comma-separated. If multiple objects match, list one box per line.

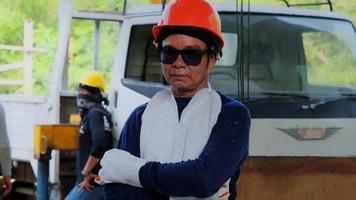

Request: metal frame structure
left=38, top=1, right=125, bottom=199
left=122, top=0, right=168, bottom=14
left=281, top=0, right=333, bottom=11
left=120, top=0, right=334, bottom=14
left=71, top=10, right=124, bottom=70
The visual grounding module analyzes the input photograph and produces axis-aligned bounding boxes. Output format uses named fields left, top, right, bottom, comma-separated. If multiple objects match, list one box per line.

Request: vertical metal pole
left=62, top=41, right=70, bottom=91
left=94, top=20, right=100, bottom=70
left=327, top=0, right=333, bottom=11
left=24, top=21, right=33, bottom=95
left=37, top=159, right=49, bottom=200
left=123, top=0, right=128, bottom=15
left=246, top=0, right=251, bottom=102
left=162, top=0, right=166, bottom=11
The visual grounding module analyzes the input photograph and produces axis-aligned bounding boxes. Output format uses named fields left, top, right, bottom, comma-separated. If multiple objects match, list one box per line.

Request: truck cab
left=109, top=4, right=356, bottom=154
left=108, top=3, right=356, bottom=199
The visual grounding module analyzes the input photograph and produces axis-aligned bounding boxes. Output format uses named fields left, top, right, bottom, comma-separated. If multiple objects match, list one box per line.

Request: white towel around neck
left=140, top=88, right=222, bottom=200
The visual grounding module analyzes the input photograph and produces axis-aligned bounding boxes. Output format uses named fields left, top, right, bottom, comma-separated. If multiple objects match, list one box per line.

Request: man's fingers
left=78, top=183, right=84, bottom=190
left=3, top=177, right=12, bottom=196
left=79, top=181, right=94, bottom=192
left=3, top=188, right=11, bottom=196
left=86, top=184, right=94, bottom=192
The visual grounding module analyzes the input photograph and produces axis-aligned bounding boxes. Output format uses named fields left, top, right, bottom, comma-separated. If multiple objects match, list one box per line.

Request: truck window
left=125, top=25, right=161, bottom=83
left=209, top=31, right=239, bottom=96
left=303, top=29, right=356, bottom=94
left=247, top=15, right=305, bottom=93
left=247, top=15, right=356, bottom=97
left=246, top=15, right=356, bottom=118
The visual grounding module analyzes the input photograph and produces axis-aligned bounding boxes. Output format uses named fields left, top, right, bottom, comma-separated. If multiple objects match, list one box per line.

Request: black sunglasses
left=158, top=46, right=212, bottom=66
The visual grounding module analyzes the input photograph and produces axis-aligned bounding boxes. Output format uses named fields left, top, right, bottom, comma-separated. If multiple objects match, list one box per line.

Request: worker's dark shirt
left=104, top=93, right=250, bottom=200
left=77, top=105, right=113, bottom=183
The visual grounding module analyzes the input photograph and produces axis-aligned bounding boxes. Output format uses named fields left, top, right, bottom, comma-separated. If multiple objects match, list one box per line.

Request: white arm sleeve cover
left=97, top=149, right=147, bottom=187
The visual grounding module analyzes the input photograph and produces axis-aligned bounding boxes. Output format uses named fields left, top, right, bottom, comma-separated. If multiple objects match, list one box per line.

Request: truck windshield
left=211, top=14, right=356, bottom=100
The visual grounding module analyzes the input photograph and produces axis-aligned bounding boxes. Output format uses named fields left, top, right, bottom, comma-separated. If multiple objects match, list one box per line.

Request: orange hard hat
left=153, top=0, right=224, bottom=49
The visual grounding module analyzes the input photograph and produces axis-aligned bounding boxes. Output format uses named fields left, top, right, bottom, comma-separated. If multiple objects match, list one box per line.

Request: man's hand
left=1, top=175, right=12, bottom=196
left=96, top=149, right=147, bottom=187
left=78, top=174, right=95, bottom=192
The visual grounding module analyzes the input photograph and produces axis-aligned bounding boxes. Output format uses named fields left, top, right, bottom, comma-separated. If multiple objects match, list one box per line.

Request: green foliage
left=304, top=32, right=356, bottom=86
left=0, top=0, right=355, bottom=95
left=0, top=0, right=58, bottom=94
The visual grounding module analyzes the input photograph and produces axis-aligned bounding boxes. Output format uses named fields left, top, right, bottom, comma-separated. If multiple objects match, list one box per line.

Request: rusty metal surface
left=237, top=156, right=356, bottom=200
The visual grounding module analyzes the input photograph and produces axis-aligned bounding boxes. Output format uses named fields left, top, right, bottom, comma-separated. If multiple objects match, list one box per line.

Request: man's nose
left=172, top=54, right=187, bottom=68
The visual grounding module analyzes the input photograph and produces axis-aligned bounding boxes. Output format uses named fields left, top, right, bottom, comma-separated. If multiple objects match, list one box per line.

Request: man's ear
left=207, top=53, right=218, bottom=70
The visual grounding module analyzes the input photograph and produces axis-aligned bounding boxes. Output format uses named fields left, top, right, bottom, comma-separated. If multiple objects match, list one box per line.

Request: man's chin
left=176, top=87, right=191, bottom=93
left=171, top=86, right=193, bottom=96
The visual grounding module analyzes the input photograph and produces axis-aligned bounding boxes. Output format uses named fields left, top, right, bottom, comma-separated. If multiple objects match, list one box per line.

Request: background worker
left=65, top=71, right=113, bottom=200
left=97, top=0, right=250, bottom=200
left=0, top=103, right=12, bottom=199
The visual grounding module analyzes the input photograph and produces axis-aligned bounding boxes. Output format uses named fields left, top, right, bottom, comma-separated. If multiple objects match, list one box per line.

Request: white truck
left=1, top=0, right=356, bottom=199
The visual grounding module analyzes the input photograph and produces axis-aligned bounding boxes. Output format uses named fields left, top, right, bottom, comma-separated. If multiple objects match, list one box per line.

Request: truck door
left=236, top=12, right=356, bottom=199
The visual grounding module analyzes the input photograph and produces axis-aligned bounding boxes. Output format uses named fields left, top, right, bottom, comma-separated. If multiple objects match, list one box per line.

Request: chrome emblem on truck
left=278, top=127, right=343, bottom=140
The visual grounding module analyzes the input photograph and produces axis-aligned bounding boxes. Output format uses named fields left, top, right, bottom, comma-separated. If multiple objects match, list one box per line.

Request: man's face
left=161, top=34, right=216, bottom=97
left=78, top=88, right=90, bottom=95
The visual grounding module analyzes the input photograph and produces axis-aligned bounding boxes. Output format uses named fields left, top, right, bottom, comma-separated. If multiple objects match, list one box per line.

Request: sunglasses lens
left=158, top=47, right=208, bottom=66
left=159, top=47, right=178, bottom=64
left=181, top=49, right=203, bottom=66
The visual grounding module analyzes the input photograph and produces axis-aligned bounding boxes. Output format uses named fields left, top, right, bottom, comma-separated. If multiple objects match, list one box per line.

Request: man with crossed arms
left=97, top=0, right=250, bottom=199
